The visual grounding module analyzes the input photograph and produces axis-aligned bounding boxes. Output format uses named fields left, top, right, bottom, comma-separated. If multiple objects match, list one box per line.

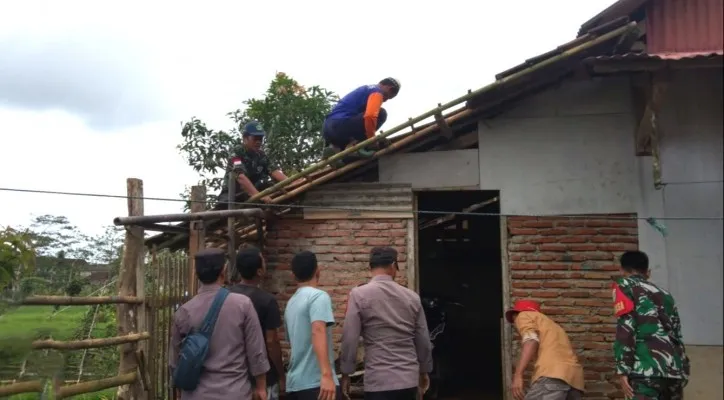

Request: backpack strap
left=199, top=288, right=230, bottom=337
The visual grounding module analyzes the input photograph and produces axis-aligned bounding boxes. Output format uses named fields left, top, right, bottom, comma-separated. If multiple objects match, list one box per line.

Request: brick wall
left=507, top=214, right=638, bottom=400
left=263, top=217, right=409, bottom=355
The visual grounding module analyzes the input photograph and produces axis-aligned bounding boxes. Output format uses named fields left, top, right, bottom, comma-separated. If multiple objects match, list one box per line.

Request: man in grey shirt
left=339, top=247, right=433, bottom=400
left=169, top=248, right=270, bottom=400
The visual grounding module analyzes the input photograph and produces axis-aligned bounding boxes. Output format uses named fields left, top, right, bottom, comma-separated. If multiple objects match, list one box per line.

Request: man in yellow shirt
left=506, top=300, right=585, bottom=400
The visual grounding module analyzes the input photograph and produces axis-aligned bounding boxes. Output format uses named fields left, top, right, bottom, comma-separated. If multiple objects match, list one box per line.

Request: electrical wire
left=0, top=186, right=722, bottom=221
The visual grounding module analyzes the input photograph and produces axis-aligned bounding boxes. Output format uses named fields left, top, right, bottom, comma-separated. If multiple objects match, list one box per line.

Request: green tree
left=178, top=72, right=338, bottom=206
left=0, top=227, right=35, bottom=291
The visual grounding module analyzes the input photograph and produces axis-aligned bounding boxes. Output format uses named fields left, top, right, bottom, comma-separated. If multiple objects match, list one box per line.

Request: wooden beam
left=59, top=372, right=138, bottom=399
left=33, top=332, right=150, bottom=350
left=116, top=178, right=145, bottom=400
left=188, top=185, right=206, bottom=295
left=589, top=56, right=723, bottom=74
left=434, top=107, right=454, bottom=140
left=0, top=380, right=44, bottom=397
left=635, top=73, right=669, bottom=156
left=431, top=130, right=479, bottom=151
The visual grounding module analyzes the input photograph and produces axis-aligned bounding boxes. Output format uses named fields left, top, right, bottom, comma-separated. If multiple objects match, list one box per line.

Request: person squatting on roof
left=612, top=250, right=689, bottom=400
left=339, top=246, right=433, bottom=400
left=169, top=248, right=270, bottom=400
left=322, top=78, right=401, bottom=168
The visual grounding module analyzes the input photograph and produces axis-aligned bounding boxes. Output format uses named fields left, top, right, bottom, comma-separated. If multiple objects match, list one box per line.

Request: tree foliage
left=178, top=72, right=338, bottom=205
left=0, top=227, right=35, bottom=290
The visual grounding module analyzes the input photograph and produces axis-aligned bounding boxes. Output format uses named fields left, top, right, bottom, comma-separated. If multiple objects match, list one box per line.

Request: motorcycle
left=421, top=295, right=464, bottom=399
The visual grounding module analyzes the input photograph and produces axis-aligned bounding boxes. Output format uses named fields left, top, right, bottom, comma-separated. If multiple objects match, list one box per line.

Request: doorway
left=416, top=190, right=503, bottom=400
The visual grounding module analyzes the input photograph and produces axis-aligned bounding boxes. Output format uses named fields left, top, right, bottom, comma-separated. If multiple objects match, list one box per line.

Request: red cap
left=505, top=299, right=541, bottom=323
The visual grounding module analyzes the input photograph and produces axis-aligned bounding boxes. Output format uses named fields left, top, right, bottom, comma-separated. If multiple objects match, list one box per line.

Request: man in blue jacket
left=322, top=78, right=401, bottom=167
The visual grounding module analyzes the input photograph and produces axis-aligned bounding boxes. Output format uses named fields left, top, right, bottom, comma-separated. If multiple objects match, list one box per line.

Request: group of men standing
left=170, top=246, right=691, bottom=400
left=170, top=245, right=432, bottom=400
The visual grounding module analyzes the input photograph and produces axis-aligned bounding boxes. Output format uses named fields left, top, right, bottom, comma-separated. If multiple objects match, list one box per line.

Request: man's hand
left=318, top=372, right=336, bottom=400
left=512, top=373, right=525, bottom=400
left=254, top=386, right=268, bottom=400
left=418, top=373, right=430, bottom=396
left=340, top=375, right=351, bottom=399
left=261, top=196, right=273, bottom=204
left=619, top=375, right=634, bottom=399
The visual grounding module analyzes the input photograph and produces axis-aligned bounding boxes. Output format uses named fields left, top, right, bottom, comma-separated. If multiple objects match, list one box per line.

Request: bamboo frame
left=32, top=332, right=151, bottom=351
left=20, top=295, right=143, bottom=305
left=113, top=207, right=264, bottom=226
left=57, top=372, right=138, bottom=399
left=0, top=380, right=44, bottom=397
left=247, top=22, right=638, bottom=204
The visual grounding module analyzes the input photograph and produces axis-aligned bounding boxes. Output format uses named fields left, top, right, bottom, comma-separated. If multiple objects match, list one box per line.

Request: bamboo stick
left=32, top=332, right=151, bottom=351
left=0, top=380, right=44, bottom=397
left=114, top=208, right=264, bottom=226
left=56, top=372, right=138, bottom=399
left=248, top=22, right=637, bottom=203
left=20, top=295, right=143, bottom=305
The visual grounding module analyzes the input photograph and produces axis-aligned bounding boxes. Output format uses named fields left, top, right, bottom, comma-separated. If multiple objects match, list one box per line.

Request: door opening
left=416, top=190, right=503, bottom=400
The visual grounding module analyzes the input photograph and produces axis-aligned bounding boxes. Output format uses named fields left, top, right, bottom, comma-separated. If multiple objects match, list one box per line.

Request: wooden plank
left=116, top=178, right=145, bottom=400
left=434, top=110, right=454, bottom=139
left=188, top=186, right=206, bottom=295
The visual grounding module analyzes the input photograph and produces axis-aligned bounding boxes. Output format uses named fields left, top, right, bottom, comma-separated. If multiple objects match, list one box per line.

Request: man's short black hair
left=236, top=247, right=263, bottom=280
left=195, top=248, right=226, bottom=284
left=620, top=250, right=649, bottom=274
left=369, top=246, right=398, bottom=269
left=291, top=251, right=318, bottom=282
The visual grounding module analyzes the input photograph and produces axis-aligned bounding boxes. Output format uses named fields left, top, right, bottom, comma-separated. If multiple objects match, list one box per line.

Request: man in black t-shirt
left=230, top=246, right=286, bottom=399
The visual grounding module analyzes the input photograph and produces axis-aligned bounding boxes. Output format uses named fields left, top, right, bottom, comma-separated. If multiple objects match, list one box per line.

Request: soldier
left=613, top=250, right=690, bottom=399
left=321, top=78, right=400, bottom=167
left=339, top=247, right=433, bottom=400
left=506, top=299, right=585, bottom=400
left=216, top=121, right=293, bottom=208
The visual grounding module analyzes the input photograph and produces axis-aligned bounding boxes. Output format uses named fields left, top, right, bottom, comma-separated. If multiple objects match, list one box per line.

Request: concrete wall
left=378, top=148, right=480, bottom=189
left=477, top=72, right=723, bottom=346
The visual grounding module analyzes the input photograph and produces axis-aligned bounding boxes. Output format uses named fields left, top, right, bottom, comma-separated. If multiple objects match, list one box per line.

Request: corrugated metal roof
left=647, top=0, right=724, bottom=54
left=586, top=50, right=724, bottom=61
left=300, top=183, right=414, bottom=220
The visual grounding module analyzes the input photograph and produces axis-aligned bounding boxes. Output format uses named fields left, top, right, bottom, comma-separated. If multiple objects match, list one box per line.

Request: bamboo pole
left=20, top=295, right=143, bottom=305
left=247, top=22, right=637, bottom=203
left=0, top=380, right=44, bottom=397
left=188, top=186, right=206, bottom=295
left=114, top=207, right=264, bottom=226
left=57, top=372, right=138, bottom=399
left=32, top=332, right=151, bottom=351
left=116, top=178, right=146, bottom=400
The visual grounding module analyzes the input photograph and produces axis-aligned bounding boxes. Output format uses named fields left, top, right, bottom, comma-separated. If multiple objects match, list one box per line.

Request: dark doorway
left=416, top=190, right=503, bottom=400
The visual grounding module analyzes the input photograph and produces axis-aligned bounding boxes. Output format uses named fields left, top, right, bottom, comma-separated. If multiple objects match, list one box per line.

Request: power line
left=0, top=186, right=722, bottom=221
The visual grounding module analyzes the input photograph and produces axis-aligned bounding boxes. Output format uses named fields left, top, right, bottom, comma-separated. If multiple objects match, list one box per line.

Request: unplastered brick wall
left=507, top=214, right=638, bottom=400
left=263, top=217, right=409, bottom=358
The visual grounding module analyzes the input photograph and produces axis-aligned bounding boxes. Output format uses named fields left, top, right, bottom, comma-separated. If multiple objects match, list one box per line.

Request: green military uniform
left=217, top=145, right=280, bottom=206
left=613, top=275, right=690, bottom=399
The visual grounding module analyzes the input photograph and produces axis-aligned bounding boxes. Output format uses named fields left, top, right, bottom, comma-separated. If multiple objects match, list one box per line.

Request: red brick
left=521, top=220, right=555, bottom=228
left=539, top=244, right=568, bottom=252
left=509, top=228, right=539, bottom=235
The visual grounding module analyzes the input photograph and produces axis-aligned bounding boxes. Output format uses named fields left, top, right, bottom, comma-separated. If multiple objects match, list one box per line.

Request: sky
left=0, top=0, right=615, bottom=236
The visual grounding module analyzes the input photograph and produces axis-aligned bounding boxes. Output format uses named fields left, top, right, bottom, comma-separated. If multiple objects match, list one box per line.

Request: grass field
left=0, top=306, right=119, bottom=399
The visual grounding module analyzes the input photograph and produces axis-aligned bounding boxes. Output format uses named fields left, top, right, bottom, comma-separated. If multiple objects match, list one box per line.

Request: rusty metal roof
left=647, top=0, right=724, bottom=54
left=586, top=50, right=724, bottom=61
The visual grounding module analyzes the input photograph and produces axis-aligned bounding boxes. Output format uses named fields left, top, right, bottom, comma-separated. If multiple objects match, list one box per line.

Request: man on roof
left=321, top=78, right=401, bottom=167
left=216, top=121, right=291, bottom=208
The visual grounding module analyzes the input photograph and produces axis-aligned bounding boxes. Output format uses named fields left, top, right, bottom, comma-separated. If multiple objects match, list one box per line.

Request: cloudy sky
left=0, top=0, right=614, bottom=236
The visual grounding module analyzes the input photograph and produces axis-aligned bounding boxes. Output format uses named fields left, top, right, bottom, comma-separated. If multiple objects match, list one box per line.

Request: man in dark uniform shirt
left=216, top=121, right=292, bottom=208
left=229, top=246, right=286, bottom=400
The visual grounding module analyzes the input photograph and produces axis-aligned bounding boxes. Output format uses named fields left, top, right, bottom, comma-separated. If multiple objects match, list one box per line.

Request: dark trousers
left=286, top=386, right=344, bottom=400
left=215, top=181, right=271, bottom=210
left=323, top=109, right=387, bottom=149
left=629, top=377, right=684, bottom=400
left=364, top=387, right=418, bottom=400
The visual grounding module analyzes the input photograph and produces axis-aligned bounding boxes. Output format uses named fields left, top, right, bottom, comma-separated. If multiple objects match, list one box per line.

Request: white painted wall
left=477, top=76, right=638, bottom=215
left=378, top=148, right=479, bottom=189
left=476, top=71, right=723, bottom=346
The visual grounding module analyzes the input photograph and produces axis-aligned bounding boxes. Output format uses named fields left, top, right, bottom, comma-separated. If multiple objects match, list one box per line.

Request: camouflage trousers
left=629, top=377, right=684, bottom=400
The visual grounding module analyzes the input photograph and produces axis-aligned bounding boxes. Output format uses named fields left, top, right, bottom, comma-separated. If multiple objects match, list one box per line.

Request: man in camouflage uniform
left=216, top=121, right=291, bottom=209
left=613, top=250, right=690, bottom=400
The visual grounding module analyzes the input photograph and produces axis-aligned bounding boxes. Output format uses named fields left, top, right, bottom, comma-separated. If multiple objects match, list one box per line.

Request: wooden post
left=116, top=178, right=147, bottom=400
left=227, top=174, right=237, bottom=274
left=188, top=185, right=206, bottom=294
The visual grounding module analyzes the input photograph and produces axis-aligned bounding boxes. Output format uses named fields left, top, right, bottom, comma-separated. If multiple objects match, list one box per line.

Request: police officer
left=216, top=121, right=291, bottom=208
